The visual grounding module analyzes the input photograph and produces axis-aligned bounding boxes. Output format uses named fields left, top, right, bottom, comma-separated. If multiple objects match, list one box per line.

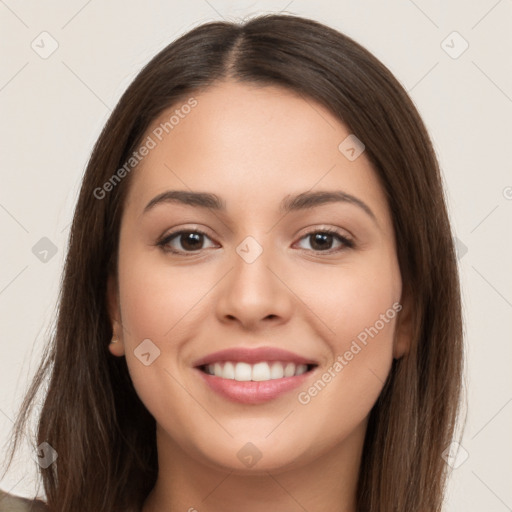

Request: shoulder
left=0, top=489, right=49, bottom=511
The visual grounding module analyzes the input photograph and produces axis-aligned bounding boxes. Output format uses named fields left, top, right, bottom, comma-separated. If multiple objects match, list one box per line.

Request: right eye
left=157, top=229, right=218, bottom=255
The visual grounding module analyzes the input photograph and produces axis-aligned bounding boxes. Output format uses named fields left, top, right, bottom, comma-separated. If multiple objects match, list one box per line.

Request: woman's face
left=108, top=81, right=410, bottom=473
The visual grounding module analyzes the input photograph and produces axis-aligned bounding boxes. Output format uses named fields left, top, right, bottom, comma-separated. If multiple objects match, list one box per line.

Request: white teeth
left=234, top=362, right=252, bottom=381
left=270, top=362, right=284, bottom=379
left=252, top=362, right=271, bottom=381
left=284, top=362, right=296, bottom=378
left=204, top=361, right=312, bottom=381
left=223, top=361, right=235, bottom=379
left=295, top=364, right=308, bottom=375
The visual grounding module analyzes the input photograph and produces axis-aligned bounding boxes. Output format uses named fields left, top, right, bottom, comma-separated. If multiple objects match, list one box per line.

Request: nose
left=214, top=243, right=295, bottom=331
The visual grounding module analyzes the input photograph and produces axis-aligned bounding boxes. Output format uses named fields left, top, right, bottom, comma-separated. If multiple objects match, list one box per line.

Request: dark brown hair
left=2, top=13, right=464, bottom=512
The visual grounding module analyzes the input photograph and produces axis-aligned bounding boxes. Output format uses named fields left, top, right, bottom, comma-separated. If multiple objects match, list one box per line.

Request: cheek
left=292, top=250, right=401, bottom=352
left=290, top=257, right=400, bottom=443
left=290, top=251, right=400, bottom=418
left=117, top=249, right=211, bottom=341
left=116, top=249, right=218, bottom=413
left=116, top=249, right=208, bottom=430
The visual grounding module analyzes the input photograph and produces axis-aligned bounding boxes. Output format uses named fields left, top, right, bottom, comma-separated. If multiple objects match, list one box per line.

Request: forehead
left=124, top=81, right=389, bottom=222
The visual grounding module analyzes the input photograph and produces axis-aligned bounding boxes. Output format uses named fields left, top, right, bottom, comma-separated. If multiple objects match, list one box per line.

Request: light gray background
left=1, top=1, right=511, bottom=510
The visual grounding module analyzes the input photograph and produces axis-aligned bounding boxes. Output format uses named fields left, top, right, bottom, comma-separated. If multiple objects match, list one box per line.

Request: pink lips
left=193, top=346, right=318, bottom=405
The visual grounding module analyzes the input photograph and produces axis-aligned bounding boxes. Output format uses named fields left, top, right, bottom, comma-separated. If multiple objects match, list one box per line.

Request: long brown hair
left=2, top=14, right=464, bottom=512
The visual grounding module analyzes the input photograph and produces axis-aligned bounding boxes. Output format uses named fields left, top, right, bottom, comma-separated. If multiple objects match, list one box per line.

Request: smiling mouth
left=198, top=361, right=318, bottom=381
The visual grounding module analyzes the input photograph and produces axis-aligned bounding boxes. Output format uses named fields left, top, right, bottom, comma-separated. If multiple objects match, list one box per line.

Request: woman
left=1, top=13, right=464, bottom=512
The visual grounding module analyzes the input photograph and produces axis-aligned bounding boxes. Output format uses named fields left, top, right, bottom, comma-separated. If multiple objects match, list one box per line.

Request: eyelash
left=156, top=227, right=355, bottom=256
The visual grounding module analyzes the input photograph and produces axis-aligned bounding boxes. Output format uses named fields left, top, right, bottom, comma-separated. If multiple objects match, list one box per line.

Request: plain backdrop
left=1, top=1, right=511, bottom=510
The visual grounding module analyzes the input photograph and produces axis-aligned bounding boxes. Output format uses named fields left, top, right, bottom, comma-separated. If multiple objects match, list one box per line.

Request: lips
left=192, top=346, right=318, bottom=367
left=193, top=346, right=318, bottom=404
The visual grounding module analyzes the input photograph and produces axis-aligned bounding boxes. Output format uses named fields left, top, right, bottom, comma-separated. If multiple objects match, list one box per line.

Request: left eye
left=157, top=229, right=353, bottom=255
left=295, top=230, right=353, bottom=253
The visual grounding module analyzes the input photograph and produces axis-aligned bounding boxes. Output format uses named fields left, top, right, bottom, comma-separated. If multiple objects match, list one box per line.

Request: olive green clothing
left=0, top=489, right=48, bottom=511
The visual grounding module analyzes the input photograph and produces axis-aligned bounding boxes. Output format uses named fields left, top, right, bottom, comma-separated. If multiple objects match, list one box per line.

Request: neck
left=142, top=420, right=367, bottom=512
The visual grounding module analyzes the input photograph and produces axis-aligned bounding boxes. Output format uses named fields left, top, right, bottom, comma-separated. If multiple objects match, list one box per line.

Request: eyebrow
left=143, top=189, right=376, bottom=222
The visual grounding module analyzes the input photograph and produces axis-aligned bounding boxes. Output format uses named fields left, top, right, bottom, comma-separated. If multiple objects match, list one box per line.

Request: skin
left=107, top=81, right=412, bottom=512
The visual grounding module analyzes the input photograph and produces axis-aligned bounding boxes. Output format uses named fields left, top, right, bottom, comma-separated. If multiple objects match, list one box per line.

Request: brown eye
left=158, top=230, right=216, bottom=254
left=296, top=229, right=354, bottom=253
